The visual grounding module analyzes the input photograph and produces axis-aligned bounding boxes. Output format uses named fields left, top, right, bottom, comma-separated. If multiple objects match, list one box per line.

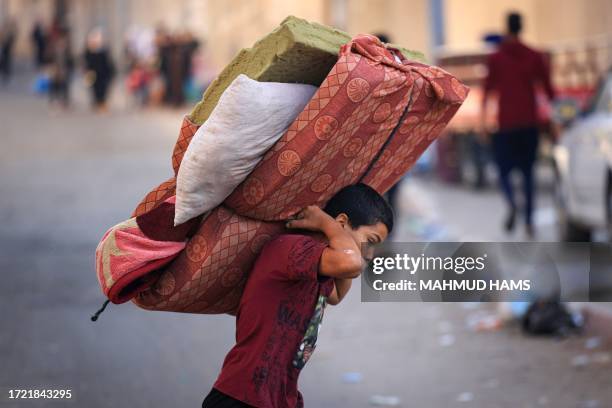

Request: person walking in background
left=164, top=31, right=199, bottom=106
left=0, top=19, right=17, bottom=84
left=47, top=27, right=73, bottom=109
left=481, top=12, right=555, bottom=238
left=166, top=35, right=184, bottom=106
left=177, top=30, right=199, bottom=104
left=84, top=28, right=115, bottom=112
left=31, top=20, right=48, bottom=69
left=124, top=27, right=156, bottom=106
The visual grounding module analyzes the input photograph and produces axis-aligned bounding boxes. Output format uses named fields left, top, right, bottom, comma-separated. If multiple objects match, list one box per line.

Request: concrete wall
left=443, top=0, right=612, bottom=49
left=203, top=0, right=430, bottom=70
left=204, top=0, right=326, bottom=71
left=1, top=0, right=54, bottom=61
left=3, top=0, right=611, bottom=71
left=343, top=0, right=430, bottom=57
left=2, top=0, right=209, bottom=63
left=444, top=0, right=537, bottom=48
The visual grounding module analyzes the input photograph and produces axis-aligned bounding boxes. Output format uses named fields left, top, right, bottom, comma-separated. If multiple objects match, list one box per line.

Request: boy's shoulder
left=259, top=233, right=327, bottom=257
left=265, top=233, right=318, bottom=249
left=255, top=233, right=328, bottom=280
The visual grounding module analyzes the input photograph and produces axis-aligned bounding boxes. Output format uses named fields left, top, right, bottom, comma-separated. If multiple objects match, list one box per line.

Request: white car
left=553, top=71, right=612, bottom=241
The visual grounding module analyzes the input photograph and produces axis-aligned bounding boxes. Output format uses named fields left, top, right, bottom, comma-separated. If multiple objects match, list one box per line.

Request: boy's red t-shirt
left=214, top=234, right=335, bottom=408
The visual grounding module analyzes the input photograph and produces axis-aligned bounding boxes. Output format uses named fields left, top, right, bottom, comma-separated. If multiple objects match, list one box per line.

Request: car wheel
left=553, top=162, right=592, bottom=242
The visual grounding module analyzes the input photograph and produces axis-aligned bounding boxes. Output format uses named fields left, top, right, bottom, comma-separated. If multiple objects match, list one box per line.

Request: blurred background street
left=1, top=0, right=612, bottom=407
left=1, top=76, right=611, bottom=408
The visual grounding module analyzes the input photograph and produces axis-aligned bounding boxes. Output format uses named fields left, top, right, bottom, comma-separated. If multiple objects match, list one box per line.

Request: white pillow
left=174, top=74, right=317, bottom=225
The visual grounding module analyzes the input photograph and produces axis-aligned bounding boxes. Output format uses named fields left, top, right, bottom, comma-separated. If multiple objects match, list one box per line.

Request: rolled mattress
left=97, top=16, right=468, bottom=315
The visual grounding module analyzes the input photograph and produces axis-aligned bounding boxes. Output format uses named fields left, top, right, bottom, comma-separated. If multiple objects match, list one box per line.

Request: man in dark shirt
left=482, top=12, right=555, bottom=237
left=202, top=184, right=393, bottom=407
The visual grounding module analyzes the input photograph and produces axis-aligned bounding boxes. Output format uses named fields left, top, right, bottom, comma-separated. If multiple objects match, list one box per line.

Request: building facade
left=1, top=0, right=610, bottom=72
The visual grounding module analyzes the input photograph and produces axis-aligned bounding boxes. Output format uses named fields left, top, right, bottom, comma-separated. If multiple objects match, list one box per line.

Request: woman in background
left=84, top=28, right=115, bottom=112
left=0, top=19, right=17, bottom=84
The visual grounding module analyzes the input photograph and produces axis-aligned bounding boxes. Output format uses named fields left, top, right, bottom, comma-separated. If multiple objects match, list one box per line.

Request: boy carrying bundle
left=202, top=183, right=393, bottom=408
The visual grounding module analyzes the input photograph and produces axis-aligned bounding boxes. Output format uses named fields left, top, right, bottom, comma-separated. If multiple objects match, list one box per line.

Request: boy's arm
left=327, top=278, right=352, bottom=306
left=286, top=205, right=363, bottom=280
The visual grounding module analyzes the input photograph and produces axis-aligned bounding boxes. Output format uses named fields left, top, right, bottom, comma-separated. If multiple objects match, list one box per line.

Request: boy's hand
left=286, top=205, right=335, bottom=232
left=287, top=205, right=363, bottom=280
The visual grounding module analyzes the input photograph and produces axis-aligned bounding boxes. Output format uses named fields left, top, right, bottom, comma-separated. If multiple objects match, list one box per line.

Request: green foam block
left=189, top=15, right=425, bottom=125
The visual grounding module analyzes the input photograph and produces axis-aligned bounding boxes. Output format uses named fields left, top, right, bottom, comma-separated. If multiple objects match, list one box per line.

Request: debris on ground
left=522, top=300, right=582, bottom=336
left=496, top=301, right=530, bottom=321
left=438, top=333, right=456, bottom=347
left=571, top=354, right=590, bottom=368
left=584, top=337, right=602, bottom=350
left=483, top=378, right=500, bottom=389
left=466, top=312, right=502, bottom=332
left=456, top=391, right=474, bottom=402
left=590, top=352, right=611, bottom=365
left=369, top=395, right=401, bottom=406
left=579, top=400, right=600, bottom=408
left=341, top=372, right=363, bottom=384
left=571, top=351, right=611, bottom=368
left=509, top=301, right=531, bottom=318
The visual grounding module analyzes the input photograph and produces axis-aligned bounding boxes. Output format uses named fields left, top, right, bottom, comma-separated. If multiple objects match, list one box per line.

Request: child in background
left=126, top=61, right=152, bottom=106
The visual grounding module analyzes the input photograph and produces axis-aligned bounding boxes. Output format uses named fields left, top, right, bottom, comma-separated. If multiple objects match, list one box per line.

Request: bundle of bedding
left=95, top=16, right=468, bottom=315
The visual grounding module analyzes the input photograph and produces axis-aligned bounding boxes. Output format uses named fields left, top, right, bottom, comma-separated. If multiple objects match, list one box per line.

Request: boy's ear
left=335, top=213, right=350, bottom=228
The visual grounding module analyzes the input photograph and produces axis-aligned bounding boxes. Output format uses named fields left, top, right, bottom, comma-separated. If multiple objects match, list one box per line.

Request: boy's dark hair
left=373, top=33, right=391, bottom=44
left=323, top=183, right=394, bottom=233
left=507, top=12, right=522, bottom=35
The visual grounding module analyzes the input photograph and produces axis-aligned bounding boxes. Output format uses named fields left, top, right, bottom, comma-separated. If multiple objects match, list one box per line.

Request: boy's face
left=351, top=222, right=388, bottom=261
left=335, top=214, right=388, bottom=261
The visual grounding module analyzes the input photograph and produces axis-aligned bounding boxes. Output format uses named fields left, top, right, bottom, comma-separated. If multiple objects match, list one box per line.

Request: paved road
left=1, top=86, right=610, bottom=408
